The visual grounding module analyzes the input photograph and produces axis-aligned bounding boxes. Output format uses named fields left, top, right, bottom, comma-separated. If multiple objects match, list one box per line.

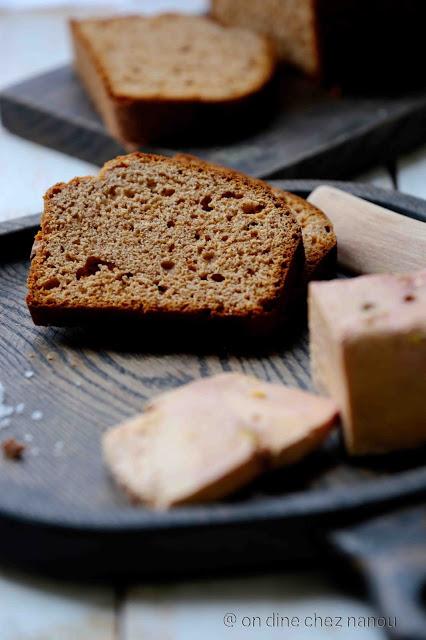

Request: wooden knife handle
left=308, top=186, right=426, bottom=274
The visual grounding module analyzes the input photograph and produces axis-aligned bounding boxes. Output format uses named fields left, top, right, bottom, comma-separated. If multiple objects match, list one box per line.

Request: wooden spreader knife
left=308, top=185, right=426, bottom=274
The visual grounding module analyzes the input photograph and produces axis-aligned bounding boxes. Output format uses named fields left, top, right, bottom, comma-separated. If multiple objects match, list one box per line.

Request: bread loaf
left=212, top=0, right=426, bottom=88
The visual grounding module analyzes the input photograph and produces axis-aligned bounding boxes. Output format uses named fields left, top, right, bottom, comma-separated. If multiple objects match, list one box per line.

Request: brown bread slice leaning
left=274, top=190, right=336, bottom=281
left=27, top=152, right=304, bottom=334
left=70, top=13, right=277, bottom=144
left=103, top=373, right=338, bottom=509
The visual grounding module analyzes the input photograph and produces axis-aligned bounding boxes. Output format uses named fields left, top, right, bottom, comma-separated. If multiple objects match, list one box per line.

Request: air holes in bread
left=41, top=276, right=60, bottom=290
left=200, top=195, right=213, bottom=211
left=76, top=257, right=115, bottom=279
left=106, top=185, right=117, bottom=197
left=242, top=201, right=265, bottom=215
left=161, top=260, right=175, bottom=271
left=222, top=191, right=243, bottom=199
left=211, top=273, right=225, bottom=282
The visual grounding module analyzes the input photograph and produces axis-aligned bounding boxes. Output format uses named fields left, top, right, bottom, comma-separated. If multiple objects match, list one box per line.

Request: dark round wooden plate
left=0, top=180, right=425, bottom=578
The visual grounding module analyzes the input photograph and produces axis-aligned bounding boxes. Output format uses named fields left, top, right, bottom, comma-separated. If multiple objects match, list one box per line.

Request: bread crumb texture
left=103, top=372, right=338, bottom=509
left=27, top=153, right=302, bottom=325
left=73, top=13, right=276, bottom=101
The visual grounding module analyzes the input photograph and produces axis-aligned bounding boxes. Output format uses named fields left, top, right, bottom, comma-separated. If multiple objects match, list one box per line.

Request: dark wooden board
left=3, top=66, right=426, bottom=178
left=0, top=180, right=425, bottom=588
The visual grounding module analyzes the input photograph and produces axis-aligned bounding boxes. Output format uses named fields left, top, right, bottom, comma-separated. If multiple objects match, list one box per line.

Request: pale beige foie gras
left=309, top=271, right=426, bottom=455
left=103, top=373, right=338, bottom=509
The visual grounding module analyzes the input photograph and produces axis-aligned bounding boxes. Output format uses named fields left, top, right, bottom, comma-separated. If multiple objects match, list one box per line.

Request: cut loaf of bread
left=275, top=190, right=336, bottom=281
left=211, top=0, right=426, bottom=88
left=27, top=152, right=303, bottom=334
left=70, top=14, right=277, bottom=144
left=103, top=372, right=338, bottom=508
left=212, top=0, right=319, bottom=76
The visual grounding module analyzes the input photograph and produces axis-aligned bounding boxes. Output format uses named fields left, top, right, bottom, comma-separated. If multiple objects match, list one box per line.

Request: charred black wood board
left=3, top=66, right=426, bottom=178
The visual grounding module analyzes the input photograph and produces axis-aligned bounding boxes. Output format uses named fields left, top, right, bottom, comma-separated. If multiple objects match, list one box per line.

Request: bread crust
left=70, top=16, right=277, bottom=145
left=27, top=152, right=304, bottom=336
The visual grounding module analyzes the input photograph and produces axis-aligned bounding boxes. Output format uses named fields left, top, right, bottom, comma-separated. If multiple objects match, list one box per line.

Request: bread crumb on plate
left=2, top=438, right=25, bottom=460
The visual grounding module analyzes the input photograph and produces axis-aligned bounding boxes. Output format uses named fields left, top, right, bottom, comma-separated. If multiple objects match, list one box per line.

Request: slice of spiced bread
left=274, top=189, right=336, bottom=282
left=27, top=153, right=304, bottom=335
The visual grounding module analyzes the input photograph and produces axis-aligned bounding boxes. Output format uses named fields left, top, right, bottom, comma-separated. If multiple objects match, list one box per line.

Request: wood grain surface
left=3, top=66, right=426, bottom=179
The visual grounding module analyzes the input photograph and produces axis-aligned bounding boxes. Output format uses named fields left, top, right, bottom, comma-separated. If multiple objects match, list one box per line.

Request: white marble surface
left=0, top=5, right=424, bottom=639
